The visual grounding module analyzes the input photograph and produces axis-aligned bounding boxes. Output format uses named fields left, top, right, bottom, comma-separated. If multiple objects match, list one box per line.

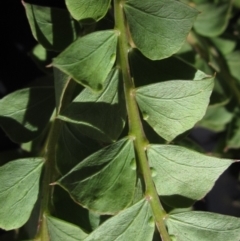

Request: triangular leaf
left=58, top=69, right=126, bottom=142
left=57, top=138, right=136, bottom=214
left=84, top=199, right=154, bottom=241
left=147, top=145, right=235, bottom=207
left=0, top=87, right=55, bottom=143
left=66, top=0, right=111, bottom=22
left=123, top=0, right=198, bottom=60
left=46, top=215, right=87, bottom=241
left=53, top=30, right=118, bottom=90
left=166, top=211, right=240, bottom=241
left=136, top=74, right=214, bottom=141
left=0, top=158, right=44, bottom=230
left=24, top=3, right=79, bottom=51
left=194, top=2, right=232, bottom=37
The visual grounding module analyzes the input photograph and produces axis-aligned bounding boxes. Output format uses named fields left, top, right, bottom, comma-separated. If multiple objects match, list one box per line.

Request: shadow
left=160, top=194, right=196, bottom=209
left=0, top=87, right=55, bottom=143
left=129, top=49, right=201, bottom=87
left=60, top=101, right=126, bottom=143
left=31, top=4, right=80, bottom=51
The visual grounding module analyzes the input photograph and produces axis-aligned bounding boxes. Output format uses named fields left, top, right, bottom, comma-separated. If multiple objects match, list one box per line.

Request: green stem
left=35, top=79, right=76, bottom=241
left=114, top=1, right=171, bottom=240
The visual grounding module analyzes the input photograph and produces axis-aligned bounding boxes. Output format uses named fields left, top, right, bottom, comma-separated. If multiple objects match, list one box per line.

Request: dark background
left=0, top=0, right=240, bottom=239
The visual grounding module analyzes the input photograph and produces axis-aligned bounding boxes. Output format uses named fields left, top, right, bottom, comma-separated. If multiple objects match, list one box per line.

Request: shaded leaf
left=136, top=73, right=214, bottom=141
left=57, top=138, right=136, bottom=214
left=0, top=87, right=55, bottom=143
left=226, top=116, right=240, bottom=150
left=166, top=211, right=240, bottom=241
left=24, top=3, right=79, bottom=51
left=194, top=2, right=232, bottom=37
left=198, top=106, right=233, bottom=132
left=147, top=145, right=234, bottom=207
left=58, top=69, right=126, bottom=142
left=46, top=215, right=87, bottom=241
left=66, top=0, right=111, bottom=22
left=129, top=49, right=203, bottom=87
left=53, top=30, right=118, bottom=90
left=124, top=0, right=198, bottom=60
left=210, top=37, right=236, bottom=55
left=84, top=199, right=154, bottom=241
left=54, top=68, right=71, bottom=113
left=225, top=51, right=240, bottom=83
left=0, top=158, right=43, bottom=230
left=56, top=122, right=100, bottom=174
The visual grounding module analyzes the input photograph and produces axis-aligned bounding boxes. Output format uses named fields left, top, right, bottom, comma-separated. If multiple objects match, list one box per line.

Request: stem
left=114, top=1, right=171, bottom=240
left=35, top=79, right=76, bottom=241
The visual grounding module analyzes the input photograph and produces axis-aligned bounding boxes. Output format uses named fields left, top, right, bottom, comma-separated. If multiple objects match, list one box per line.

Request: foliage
left=0, top=0, right=240, bottom=240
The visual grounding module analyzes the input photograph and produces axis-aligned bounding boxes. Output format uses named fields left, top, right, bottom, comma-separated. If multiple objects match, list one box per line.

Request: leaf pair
left=53, top=0, right=199, bottom=90
left=57, top=136, right=235, bottom=212
left=46, top=199, right=240, bottom=241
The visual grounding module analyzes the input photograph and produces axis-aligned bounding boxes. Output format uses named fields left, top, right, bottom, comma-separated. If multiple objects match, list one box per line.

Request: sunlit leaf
left=53, top=30, right=118, bottom=90
left=58, top=69, right=126, bottom=142
left=123, top=0, right=198, bottom=60
left=66, top=0, right=111, bottom=22
left=29, top=44, right=56, bottom=74
left=84, top=199, right=154, bottom=241
left=194, top=2, right=232, bottom=37
left=0, top=87, right=55, bottom=143
left=148, top=145, right=235, bottom=207
left=0, top=158, right=43, bottom=230
left=57, top=138, right=136, bottom=214
left=46, top=215, right=87, bottom=241
left=166, top=211, right=240, bottom=241
left=136, top=73, right=214, bottom=141
left=24, top=2, right=79, bottom=51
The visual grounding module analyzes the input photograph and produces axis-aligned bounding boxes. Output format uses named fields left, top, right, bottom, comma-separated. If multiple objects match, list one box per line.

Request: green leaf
left=123, top=0, right=198, bottom=60
left=210, top=37, right=236, bottom=55
left=225, top=51, right=240, bottom=83
left=46, top=215, right=87, bottom=241
left=129, top=49, right=204, bottom=87
left=54, top=68, right=71, bottom=113
left=147, top=145, right=234, bottom=207
left=57, top=138, right=136, bottom=214
left=66, top=0, right=111, bottom=22
left=0, top=87, right=55, bottom=143
left=166, top=211, right=240, bottom=241
left=193, top=2, right=232, bottom=37
left=29, top=44, right=56, bottom=74
left=53, top=30, right=118, bottom=90
left=24, top=2, right=79, bottom=51
left=136, top=73, right=214, bottom=141
left=198, top=106, right=233, bottom=132
left=84, top=199, right=154, bottom=241
left=226, top=116, right=240, bottom=150
left=56, top=122, right=100, bottom=174
left=0, top=158, right=43, bottom=230
left=58, top=69, right=126, bottom=142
